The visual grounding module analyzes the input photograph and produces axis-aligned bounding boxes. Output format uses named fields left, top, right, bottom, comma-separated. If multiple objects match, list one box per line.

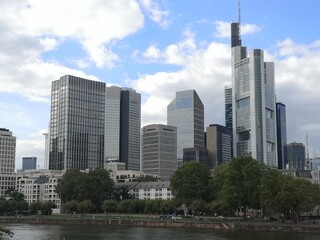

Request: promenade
left=1, top=215, right=320, bottom=234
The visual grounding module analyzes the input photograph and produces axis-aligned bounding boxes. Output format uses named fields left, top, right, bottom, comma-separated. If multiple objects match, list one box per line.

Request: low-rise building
left=16, top=169, right=65, bottom=213
left=116, top=181, right=173, bottom=200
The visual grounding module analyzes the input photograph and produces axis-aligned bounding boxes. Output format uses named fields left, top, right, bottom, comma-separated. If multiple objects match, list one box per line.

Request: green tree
left=102, top=200, right=118, bottom=213
left=160, top=200, right=176, bottom=215
left=211, top=157, right=265, bottom=217
left=63, top=200, right=79, bottom=214
left=170, top=161, right=211, bottom=204
left=78, top=200, right=94, bottom=214
left=0, top=199, right=8, bottom=215
left=117, top=200, right=134, bottom=213
left=42, top=201, right=56, bottom=215
left=189, top=199, right=207, bottom=216
left=29, top=201, right=42, bottom=215
left=144, top=200, right=161, bottom=214
left=56, top=168, right=114, bottom=211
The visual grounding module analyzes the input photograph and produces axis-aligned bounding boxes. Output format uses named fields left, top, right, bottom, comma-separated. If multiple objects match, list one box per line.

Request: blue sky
left=1, top=0, right=320, bottom=169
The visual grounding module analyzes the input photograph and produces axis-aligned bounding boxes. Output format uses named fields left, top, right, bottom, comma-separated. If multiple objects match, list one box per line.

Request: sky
left=1, top=0, right=320, bottom=170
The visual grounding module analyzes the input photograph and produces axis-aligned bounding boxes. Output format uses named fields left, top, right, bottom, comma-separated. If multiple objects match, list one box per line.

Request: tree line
left=0, top=190, right=56, bottom=216
left=170, top=157, right=320, bottom=218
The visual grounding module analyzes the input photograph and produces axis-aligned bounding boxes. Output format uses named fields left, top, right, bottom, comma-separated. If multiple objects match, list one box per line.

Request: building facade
left=183, top=147, right=209, bottom=168
left=141, top=124, right=177, bottom=180
left=167, top=90, right=204, bottom=163
left=0, top=128, right=16, bottom=197
left=49, top=75, right=105, bottom=170
left=22, top=157, right=37, bottom=171
left=105, top=86, right=141, bottom=171
left=16, top=170, right=64, bottom=213
left=285, top=142, right=306, bottom=170
left=276, top=102, right=287, bottom=169
left=206, top=124, right=232, bottom=167
left=224, top=86, right=233, bottom=129
left=231, top=24, right=277, bottom=167
left=119, top=89, right=141, bottom=171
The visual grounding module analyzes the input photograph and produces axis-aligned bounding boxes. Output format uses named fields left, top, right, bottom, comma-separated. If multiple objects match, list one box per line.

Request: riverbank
left=1, top=216, right=320, bottom=234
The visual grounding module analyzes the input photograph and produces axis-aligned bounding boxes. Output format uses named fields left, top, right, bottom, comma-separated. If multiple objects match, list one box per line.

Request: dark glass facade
left=284, top=142, right=306, bottom=170
left=49, top=75, right=105, bottom=170
left=276, top=102, right=287, bottom=169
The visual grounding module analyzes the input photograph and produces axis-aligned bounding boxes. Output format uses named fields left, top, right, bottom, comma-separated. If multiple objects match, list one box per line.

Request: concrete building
left=285, top=142, right=306, bottom=170
left=105, top=86, right=141, bottom=171
left=16, top=170, right=64, bottom=213
left=141, top=124, right=177, bottom=180
left=0, top=128, right=16, bottom=197
left=183, top=147, right=209, bottom=168
left=206, top=124, right=232, bottom=167
left=49, top=75, right=105, bottom=170
left=22, top=157, right=37, bottom=171
left=231, top=22, right=277, bottom=167
left=167, top=90, right=204, bottom=165
left=116, top=181, right=173, bottom=200
left=276, top=102, right=287, bottom=169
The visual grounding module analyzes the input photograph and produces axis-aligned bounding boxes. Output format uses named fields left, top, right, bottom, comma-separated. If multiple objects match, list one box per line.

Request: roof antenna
left=238, top=0, right=241, bottom=34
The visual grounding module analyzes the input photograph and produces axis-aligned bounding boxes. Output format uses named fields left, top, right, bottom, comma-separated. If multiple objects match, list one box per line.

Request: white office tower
left=231, top=22, right=277, bottom=166
left=0, top=128, right=16, bottom=196
left=141, top=124, right=178, bottom=180
left=105, top=86, right=141, bottom=171
left=167, top=90, right=205, bottom=163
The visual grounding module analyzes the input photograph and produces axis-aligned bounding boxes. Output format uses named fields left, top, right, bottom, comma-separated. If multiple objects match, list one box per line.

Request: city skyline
left=0, top=1, right=320, bottom=169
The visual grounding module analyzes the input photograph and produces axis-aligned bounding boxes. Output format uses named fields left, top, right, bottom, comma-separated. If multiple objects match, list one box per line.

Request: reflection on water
left=1, top=224, right=319, bottom=240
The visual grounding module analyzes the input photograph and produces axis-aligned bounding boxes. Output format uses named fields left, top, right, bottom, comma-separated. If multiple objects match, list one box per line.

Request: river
left=1, top=224, right=319, bottom=240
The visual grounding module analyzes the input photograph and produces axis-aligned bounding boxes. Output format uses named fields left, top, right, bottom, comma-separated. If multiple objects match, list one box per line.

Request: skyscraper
left=22, top=157, right=37, bottom=171
left=167, top=90, right=204, bottom=162
left=119, top=88, right=141, bottom=171
left=276, top=102, right=287, bottom=169
left=104, top=86, right=141, bottom=171
left=141, top=124, right=177, bottom=180
left=206, top=124, right=232, bottom=167
left=49, top=75, right=105, bottom=170
left=0, top=128, right=16, bottom=196
left=224, top=86, right=233, bottom=129
left=231, top=23, right=277, bottom=166
left=285, top=142, right=306, bottom=170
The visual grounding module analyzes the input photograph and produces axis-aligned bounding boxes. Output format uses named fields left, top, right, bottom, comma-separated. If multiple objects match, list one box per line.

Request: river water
left=1, top=224, right=319, bottom=240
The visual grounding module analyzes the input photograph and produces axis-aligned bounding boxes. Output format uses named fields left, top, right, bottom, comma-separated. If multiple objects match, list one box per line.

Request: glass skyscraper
left=231, top=24, right=277, bottom=167
left=167, top=90, right=204, bottom=162
left=276, top=102, right=287, bottom=169
left=105, top=87, right=141, bottom=171
left=49, top=75, right=105, bottom=170
left=224, top=86, right=233, bottom=129
left=284, top=142, right=305, bottom=170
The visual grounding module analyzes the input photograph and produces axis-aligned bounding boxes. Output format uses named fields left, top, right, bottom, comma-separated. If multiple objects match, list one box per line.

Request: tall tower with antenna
left=231, top=0, right=278, bottom=167
left=231, top=0, right=241, bottom=47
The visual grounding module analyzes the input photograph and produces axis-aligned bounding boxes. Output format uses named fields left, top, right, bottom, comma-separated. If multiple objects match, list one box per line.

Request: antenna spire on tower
left=238, top=0, right=241, bottom=35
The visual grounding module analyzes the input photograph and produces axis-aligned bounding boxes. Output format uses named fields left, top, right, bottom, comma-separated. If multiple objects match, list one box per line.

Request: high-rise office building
left=167, top=90, right=204, bottom=163
left=105, top=86, right=141, bottom=171
left=276, top=102, right=287, bottom=169
left=22, top=157, right=37, bottom=171
left=206, top=124, right=232, bottom=167
left=141, top=124, right=177, bottom=180
left=231, top=22, right=277, bottom=166
left=285, top=142, right=306, bottom=170
left=120, top=88, right=141, bottom=171
left=0, top=128, right=16, bottom=196
left=49, top=75, right=105, bottom=170
left=224, top=86, right=233, bottom=129
left=183, top=147, right=209, bottom=168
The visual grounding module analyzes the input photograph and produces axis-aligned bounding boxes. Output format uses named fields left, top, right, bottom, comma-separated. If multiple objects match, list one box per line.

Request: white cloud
left=214, top=20, right=261, bottom=38
left=132, top=31, right=231, bottom=126
left=139, top=0, right=170, bottom=28
left=0, top=0, right=144, bottom=68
